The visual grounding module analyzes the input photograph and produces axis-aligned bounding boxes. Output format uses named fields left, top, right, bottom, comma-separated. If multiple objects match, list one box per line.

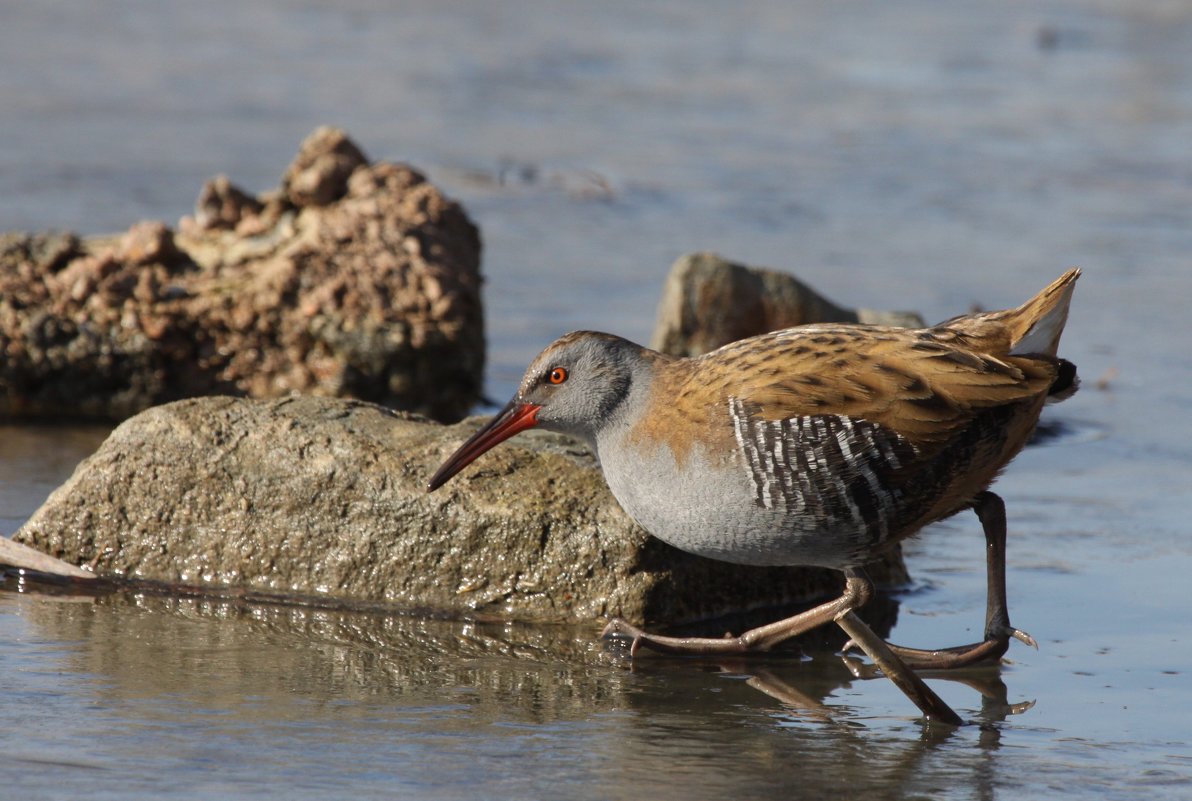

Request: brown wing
left=700, top=324, right=1059, bottom=449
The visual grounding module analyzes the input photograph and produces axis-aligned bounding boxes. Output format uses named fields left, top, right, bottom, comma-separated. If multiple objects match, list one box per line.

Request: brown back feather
left=641, top=271, right=1079, bottom=472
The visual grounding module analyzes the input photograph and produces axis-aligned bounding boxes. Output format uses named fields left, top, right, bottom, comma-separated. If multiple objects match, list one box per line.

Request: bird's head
left=426, top=331, right=646, bottom=491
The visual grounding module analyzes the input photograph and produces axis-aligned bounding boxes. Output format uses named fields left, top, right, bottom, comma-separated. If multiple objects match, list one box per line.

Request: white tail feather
left=1009, top=270, right=1079, bottom=356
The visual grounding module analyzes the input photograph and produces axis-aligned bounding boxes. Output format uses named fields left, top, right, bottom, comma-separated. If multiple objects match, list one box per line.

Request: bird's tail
left=1006, top=268, right=1081, bottom=358
left=938, top=268, right=1081, bottom=402
left=1007, top=269, right=1081, bottom=402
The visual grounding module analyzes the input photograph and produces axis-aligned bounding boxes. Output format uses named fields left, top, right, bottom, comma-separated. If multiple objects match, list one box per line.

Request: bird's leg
left=832, top=577, right=964, bottom=725
left=601, top=571, right=870, bottom=656
left=604, top=569, right=963, bottom=724
left=848, top=491, right=1037, bottom=670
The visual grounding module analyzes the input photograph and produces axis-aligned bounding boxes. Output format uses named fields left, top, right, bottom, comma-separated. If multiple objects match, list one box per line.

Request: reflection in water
left=837, top=655, right=1036, bottom=719
left=612, top=653, right=1032, bottom=801
left=1, top=577, right=1035, bottom=799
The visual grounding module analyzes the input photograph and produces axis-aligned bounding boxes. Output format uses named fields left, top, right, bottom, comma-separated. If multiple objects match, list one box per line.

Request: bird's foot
left=600, top=618, right=758, bottom=657
left=842, top=625, right=1037, bottom=671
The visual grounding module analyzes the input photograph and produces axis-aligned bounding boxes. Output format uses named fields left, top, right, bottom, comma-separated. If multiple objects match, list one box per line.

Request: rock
left=651, top=252, right=926, bottom=357
left=192, top=175, right=264, bottom=231
left=281, top=126, right=369, bottom=207
left=0, top=127, right=483, bottom=423
left=12, top=395, right=907, bottom=626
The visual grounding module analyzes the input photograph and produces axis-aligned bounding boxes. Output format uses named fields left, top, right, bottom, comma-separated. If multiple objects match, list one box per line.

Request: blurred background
left=1, top=2, right=1190, bottom=799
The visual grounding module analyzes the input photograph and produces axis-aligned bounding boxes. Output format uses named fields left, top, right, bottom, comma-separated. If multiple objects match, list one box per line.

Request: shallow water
left=2, top=1, right=1192, bottom=798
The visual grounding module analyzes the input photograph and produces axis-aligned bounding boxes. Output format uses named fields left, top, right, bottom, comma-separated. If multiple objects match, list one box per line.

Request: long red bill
left=426, top=400, right=541, bottom=491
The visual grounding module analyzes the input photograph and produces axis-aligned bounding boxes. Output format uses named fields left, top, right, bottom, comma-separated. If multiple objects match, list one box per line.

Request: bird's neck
left=590, top=349, right=672, bottom=459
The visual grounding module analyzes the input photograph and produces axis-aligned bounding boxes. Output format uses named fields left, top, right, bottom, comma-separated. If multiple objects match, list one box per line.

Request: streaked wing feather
left=705, top=325, right=1057, bottom=448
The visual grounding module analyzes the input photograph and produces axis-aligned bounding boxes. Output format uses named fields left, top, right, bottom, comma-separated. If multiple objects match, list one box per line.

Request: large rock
left=651, top=252, right=925, bottom=357
left=13, top=395, right=907, bottom=626
left=0, top=127, right=483, bottom=423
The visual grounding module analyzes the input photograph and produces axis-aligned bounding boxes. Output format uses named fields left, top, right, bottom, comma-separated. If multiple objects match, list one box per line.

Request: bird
left=428, top=269, right=1080, bottom=724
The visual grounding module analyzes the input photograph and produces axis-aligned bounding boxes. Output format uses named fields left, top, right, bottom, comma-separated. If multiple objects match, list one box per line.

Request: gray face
left=515, top=332, right=639, bottom=443
left=426, top=331, right=646, bottom=493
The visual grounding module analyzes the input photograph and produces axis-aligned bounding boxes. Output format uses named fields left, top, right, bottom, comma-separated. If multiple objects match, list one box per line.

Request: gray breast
left=594, top=401, right=917, bottom=569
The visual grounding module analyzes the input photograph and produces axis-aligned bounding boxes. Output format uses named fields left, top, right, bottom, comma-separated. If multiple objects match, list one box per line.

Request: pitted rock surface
left=0, top=127, right=483, bottom=422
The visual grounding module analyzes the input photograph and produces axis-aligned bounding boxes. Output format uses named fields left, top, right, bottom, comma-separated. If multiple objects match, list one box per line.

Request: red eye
left=548, top=367, right=568, bottom=385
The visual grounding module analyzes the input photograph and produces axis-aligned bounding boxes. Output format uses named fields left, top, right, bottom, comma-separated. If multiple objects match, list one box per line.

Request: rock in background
left=13, top=395, right=907, bottom=626
left=0, top=127, right=483, bottom=423
left=652, top=252, right=924, bottom=357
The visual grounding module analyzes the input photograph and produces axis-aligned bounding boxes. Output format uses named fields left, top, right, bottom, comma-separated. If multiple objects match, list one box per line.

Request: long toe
left=599, top=620, right=765, bottom=657
left=879, top=637, right=1015, bottom=670
left=600, top=618, right=638, bottom=641
left=1006, top=627, right=1038, bottom=649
